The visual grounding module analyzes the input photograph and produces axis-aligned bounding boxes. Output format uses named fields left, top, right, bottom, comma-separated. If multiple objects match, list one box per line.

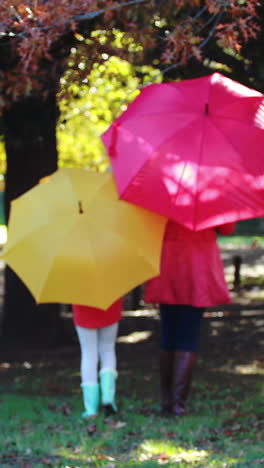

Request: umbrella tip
left=78, top=201, right=84, bottom=214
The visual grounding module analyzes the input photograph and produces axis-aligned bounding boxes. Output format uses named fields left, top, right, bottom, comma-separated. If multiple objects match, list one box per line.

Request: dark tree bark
left=1, top=92, right=63, bottom=347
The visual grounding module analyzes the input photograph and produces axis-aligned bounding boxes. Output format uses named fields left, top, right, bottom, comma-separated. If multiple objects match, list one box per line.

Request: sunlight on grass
left=117, top=330, right=152, bottom=343
left=1, top=387, right=263, bottom=467
left=234, top=362, right=264, bottom=375
left=123, top=309, right=158, bottom=318
left=225, top=262, right=264, bottom=282
left=138, top=439, right=208, bottom=464
left=214, top=360, right=264, bottom=375
left=0, top=225, right=7, bottom=245
left=218, top=236, right=264, bottom=247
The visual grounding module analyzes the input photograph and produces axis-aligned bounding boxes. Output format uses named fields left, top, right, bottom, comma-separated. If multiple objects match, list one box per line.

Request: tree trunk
left=1, top=92, right=64, bottom=347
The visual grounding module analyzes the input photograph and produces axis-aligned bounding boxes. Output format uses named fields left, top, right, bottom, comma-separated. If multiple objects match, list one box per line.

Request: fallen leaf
left=143, top=375, right=152, bottom=381
left=106, top=420, right=127, bottom=429
left=40, top=458, right=54, bottom=466
left=47, top=402, right=59, bottom=412
left=157, top=453, right=169, bottom=460
left=46, top=381, right=65, bottom=394
left=84, top=422, right=97, bottom=436
left=96, top=453, right=115, bottom=460
left=46, top=424, right=65, bottom=433
left=0, top=362, right=10, bottom=370
left=60, top=402, right=72, bottom=416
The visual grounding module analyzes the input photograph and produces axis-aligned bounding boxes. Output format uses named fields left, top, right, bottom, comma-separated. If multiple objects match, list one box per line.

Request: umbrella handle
left=78, top=201, right=84, bottom=214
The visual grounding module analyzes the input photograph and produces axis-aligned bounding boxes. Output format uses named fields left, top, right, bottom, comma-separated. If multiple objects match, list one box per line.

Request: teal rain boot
left=99, top=368, right=118, bottom=414
left=81, top=382, right=99, bottom=418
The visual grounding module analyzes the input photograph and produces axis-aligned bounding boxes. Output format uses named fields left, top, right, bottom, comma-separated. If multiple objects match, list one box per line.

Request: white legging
left=75, top=322, right=119, bottom=385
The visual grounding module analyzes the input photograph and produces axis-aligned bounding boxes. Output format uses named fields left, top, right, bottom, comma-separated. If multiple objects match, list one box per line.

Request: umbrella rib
left=207, top=117, right=256, bottom=171
left=80, top=222, right=160, bottom=301
left=193, top=118, right=264, bottom=226
left=216, top=166, right=264, bottom=211
left=90, top=213, right=160, bottom=272
left=185, top=78, right=212, bottom=230
left=39, top=221, right=101, bottom=304
left=2, top=218, right=72, bottom=302
left=212, top=113, right=264, bottom=127
left=119, top=109, right=198, bottom=124
left=110, top=228, right=159, bottom=273
left=192, top=117, right=207, bottom=231
left=39, top=231, right=76, bottom=299
left=190, top=77, right=214, bottom=229
left=120, top=113, right=200, bottom=199
left=2, top=216, right=65, bottom=256
left=35, top=217, right=79, bottom=302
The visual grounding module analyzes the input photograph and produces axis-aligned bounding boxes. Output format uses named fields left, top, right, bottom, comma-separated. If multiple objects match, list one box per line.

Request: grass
left=0, top=364, right=263, bottom=467
left=218, top=235, right=264, bottom=247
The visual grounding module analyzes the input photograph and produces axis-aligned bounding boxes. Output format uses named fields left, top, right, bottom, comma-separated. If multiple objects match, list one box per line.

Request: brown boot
left=160, top=349, right=174, bottom=414
left=171, top=351, right=197, bottom=416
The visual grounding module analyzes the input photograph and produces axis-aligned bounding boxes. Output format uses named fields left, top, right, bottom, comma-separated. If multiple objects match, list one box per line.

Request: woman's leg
left=159, top=304, right=205, bottom=416
left=75, top=326, right=100, bottom=417
left=160, top=304, right=179, bottom=351
left=172, top=305, right=204, bottom=352
left=98, top=322, right=119, bottom=413
left=168, top=305, right=204, bottom=416
left=159, top=305, right=178, bottom=413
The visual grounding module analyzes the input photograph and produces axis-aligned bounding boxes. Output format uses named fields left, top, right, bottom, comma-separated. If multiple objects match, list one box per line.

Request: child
left=72, top=299, right=122, bottom=418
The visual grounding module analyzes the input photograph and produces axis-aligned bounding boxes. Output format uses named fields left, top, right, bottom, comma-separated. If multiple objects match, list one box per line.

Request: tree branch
left=111, top=6, right=226, bottom=119
left=73, top=0, right=147, bottom=22
left=0, top=0, right=147, bottom=43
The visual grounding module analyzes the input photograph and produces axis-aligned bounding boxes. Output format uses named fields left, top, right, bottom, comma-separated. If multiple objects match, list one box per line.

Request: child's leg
left=75, top=326, right=100, bottom=417
left=75, top=326, right=99, bottom=383
left=98, top=322, right=119, bottom=413
left=98, top=322, right=119, bottom=371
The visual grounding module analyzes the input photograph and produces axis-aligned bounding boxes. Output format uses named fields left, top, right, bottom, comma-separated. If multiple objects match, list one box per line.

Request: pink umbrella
left=102, top=73, right=264, bottom=231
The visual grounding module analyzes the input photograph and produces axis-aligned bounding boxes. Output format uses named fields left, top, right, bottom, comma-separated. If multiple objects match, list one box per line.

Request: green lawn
left=1, top=364, right=263, bottom=467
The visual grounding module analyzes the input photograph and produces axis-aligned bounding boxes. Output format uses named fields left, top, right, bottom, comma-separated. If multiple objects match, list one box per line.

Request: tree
left=0, top=0, right=260, bottom=345
left=57, top=56, right=160, bottom=170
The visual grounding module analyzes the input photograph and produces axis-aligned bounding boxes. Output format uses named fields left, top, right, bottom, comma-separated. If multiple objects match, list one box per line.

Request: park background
left=0, top=2, right=263, bottom=467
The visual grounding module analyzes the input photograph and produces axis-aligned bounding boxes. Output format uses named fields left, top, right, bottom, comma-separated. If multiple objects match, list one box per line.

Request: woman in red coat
left=144, top=220, right=235, bottom=416
left=73, top=299, right=122, bottom=418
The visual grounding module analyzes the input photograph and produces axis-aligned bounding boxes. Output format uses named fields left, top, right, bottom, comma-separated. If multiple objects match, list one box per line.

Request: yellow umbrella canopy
left=2, top=168, right=167, bottom=309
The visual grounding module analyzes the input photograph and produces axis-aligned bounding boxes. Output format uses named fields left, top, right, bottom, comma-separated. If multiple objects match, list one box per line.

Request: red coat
left=72, top=299, right=122, bottom=329
left=144, top=221, right=235, bottom=308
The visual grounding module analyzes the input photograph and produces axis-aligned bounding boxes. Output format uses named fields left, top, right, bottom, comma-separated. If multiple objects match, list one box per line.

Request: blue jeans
left=160, top=304, right=205, bottom=352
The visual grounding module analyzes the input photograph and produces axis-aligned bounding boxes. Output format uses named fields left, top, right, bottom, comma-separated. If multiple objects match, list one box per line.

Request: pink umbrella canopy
left=102, top=73, right=264, bottom=231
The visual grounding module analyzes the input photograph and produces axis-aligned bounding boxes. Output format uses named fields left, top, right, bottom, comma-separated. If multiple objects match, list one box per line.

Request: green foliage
left=57, top=56, right=161, bottom=171
left=0, top=58, right=159, bottom=176
left=0, top=141, right=6, bottom=176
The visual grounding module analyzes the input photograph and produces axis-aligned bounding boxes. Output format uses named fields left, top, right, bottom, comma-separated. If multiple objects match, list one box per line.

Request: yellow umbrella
left=2, top=168, right=167, bottom=309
